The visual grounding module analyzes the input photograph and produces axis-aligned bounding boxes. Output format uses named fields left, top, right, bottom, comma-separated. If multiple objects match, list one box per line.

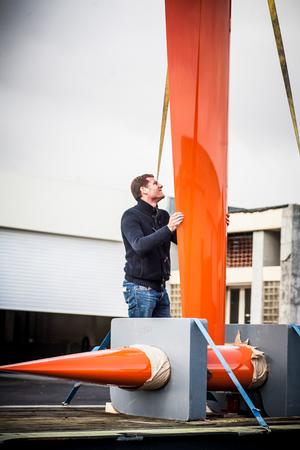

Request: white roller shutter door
left=0, top=228, right=127, bottom=317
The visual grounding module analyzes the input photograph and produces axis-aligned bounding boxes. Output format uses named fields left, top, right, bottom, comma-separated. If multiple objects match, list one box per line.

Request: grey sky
left=0, top=0, right=299, bottom=209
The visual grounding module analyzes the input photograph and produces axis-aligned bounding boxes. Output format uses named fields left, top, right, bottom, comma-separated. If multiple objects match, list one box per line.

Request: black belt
left=125, top=275, right=166, bottom=292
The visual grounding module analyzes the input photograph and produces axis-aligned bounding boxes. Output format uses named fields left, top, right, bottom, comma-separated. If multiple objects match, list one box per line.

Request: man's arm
left=171, top=231, right=177, bottom=245
left=121, top=212, right=172, bottom=256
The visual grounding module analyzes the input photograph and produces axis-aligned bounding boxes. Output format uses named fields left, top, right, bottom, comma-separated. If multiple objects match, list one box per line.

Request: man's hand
left=168, top=212, right=184, bottom=232
left=226, top=213, right=230, bottom=226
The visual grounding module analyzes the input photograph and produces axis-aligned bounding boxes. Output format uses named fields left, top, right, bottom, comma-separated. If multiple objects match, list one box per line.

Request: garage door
left=0, top=228, right=127, bottom=317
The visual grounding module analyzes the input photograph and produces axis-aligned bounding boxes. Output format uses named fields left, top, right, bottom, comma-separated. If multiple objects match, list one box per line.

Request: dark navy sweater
left=121, top=199, right=177, bottom=291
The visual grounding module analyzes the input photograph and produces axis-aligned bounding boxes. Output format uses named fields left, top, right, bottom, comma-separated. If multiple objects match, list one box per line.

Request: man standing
left=121, top=174, right=184, bottom=317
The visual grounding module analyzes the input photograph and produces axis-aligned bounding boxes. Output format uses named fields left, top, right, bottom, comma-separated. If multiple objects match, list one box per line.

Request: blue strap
left=290, top=324, right=300, bottom=337
left=193, top=319, right=270, bottom=431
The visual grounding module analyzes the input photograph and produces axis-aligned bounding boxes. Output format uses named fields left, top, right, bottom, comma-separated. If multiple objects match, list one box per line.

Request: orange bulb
left=207, top=345, right=254, bottom=391
left=0, top=347, right=152, bottom=388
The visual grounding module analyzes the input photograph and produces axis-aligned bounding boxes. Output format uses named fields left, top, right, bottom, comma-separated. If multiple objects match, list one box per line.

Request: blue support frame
left=62, top=330, right=111, bottom=406
left=290, top=323, right=300, bottom=337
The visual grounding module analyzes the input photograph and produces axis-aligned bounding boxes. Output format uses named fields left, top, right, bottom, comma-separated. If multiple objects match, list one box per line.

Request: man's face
left=142, top=177, right=165, bottom=202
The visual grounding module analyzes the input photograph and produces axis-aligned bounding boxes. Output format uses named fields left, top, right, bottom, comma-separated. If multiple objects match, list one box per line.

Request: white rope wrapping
left=234, top=330, right=268, bottom=389
left=249, top=347, right=269, bottom=389
left=129, top=345, right=171, bottom=390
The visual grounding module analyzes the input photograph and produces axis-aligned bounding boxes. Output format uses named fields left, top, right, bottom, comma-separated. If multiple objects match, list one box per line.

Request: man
left=121, top=174, right=184, bottom=317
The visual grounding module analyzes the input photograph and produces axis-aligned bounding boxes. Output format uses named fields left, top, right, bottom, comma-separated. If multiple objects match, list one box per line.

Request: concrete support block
left=226, top=324, right=300, bottom=417
left=110, top=318, right=208, bottom=421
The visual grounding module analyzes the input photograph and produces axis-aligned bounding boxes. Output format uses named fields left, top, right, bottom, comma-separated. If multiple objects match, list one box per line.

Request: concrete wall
left=264, top=231, right=280, bottom=266
left=250, top=231, right=264, bottom=323
left=0, top=172, right=134, bottom=241
left=227, top=207, right=283, bottom=233
left=280, top=204, right=300, bottom=324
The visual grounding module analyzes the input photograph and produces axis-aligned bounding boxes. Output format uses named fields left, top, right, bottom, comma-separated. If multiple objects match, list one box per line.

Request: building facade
left=169, top=204, right=300, bottom=326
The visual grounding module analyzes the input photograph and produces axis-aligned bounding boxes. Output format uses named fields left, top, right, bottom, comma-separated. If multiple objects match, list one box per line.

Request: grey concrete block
left=226, top=324, right=300, bottom=417
left=110, top=318, right=207, bottom=421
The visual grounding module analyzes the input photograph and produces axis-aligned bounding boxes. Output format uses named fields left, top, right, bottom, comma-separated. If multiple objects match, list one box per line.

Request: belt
left=125, top=275, right=166, bottom=292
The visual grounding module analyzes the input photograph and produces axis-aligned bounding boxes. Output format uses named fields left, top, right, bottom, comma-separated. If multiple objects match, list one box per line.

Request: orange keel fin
left=165, top=0, right=231, bottom=344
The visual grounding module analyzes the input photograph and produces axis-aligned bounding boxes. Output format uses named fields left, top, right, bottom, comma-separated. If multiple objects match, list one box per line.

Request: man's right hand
left=167, top=212, right=184, bottom=232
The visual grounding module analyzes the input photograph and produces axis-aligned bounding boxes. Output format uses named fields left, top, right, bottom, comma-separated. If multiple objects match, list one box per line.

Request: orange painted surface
left=0, top=347, right=152, bottom=388
left=207, top=345, right=254, bottom=391
left=165, top=0, right=231, bottom=343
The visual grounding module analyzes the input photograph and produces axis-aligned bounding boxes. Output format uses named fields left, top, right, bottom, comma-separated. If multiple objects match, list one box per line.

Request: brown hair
left=131, top=174, right=154, bottom=200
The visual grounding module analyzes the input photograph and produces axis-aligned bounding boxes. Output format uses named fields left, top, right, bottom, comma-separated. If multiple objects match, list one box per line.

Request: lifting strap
left=194, top=319, right=270, bottom=431
left=267, top=0, right=300, bottom=155
left=291, top=324, right=300, bottom=337
left=156, top=70, right=170, bottom=179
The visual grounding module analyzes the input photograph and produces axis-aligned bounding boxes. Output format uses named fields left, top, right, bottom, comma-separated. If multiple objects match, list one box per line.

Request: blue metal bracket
left=62, top=330, right=111, bottom=406
left=91, top=330, right=111, bottom=351
left=290, top=324, right=300, bottom=337
left=193, top=319, right=270, bottom=431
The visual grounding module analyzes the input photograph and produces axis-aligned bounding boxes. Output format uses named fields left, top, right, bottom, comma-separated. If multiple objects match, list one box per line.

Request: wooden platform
left=1, top=406, right=300, bottom=449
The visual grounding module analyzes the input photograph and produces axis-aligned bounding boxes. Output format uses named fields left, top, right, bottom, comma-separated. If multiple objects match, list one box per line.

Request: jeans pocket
left=127, top=297, right=137, bottom=311
left=161, top=290, right=170, bottom=306
left=123, top=287, right=137, bottom=311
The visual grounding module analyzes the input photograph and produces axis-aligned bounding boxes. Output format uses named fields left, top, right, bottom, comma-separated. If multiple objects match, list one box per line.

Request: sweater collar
left=137, top=199, right=158, bottom=216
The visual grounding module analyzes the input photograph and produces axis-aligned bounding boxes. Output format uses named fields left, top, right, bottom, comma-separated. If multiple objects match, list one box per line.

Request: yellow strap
left=268, top=0, right=300, bottom=155
left=156, top=71, right=170, bottom=179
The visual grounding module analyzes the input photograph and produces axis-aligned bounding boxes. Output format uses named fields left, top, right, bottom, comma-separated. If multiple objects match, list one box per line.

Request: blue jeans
left=123, top=280, right=171, bottom=317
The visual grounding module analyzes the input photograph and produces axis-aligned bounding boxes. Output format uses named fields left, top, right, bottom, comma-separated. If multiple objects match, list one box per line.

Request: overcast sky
left=0, top=0, right=299, bottom=209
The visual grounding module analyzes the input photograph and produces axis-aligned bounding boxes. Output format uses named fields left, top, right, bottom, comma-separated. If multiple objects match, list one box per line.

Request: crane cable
left=267, top=0, right=300, bottom=155
left=156, top=71, right=170, bottom=179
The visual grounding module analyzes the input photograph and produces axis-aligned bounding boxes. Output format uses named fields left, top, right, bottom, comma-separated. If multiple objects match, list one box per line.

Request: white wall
left=227, top=207, right=284, bottom=233
left=0, top=172, right=171, bottom=241
left=0, top=171, right=134, bottom=241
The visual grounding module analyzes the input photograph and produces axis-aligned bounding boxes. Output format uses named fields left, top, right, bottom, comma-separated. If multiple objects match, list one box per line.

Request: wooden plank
left=0, top=406, right=299, bottom=443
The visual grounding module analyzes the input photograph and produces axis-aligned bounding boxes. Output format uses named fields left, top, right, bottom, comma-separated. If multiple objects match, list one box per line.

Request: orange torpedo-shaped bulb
left=0, top=345, right=171, bottom=390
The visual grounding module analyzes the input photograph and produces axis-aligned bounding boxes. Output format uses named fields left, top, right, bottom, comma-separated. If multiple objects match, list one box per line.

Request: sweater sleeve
left=161, top=209, right=177, bottom=245
left=121, top=211, right=172, bottom=256
left=171, top=230, right=177, bottom=244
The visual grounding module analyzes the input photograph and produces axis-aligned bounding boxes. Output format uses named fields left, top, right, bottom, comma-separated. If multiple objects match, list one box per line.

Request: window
left=230, top=289, right=239, bottom=323
left=171, top=283, right=252, bottom=324
left=170, top=284, right=182, bottom=317
left=227, top=233, right=253, bottom=267
left=263, top=281, right=280, bottom=324
left=245, top=288, right=251, bottom=324
left=227, top=287, right=252, bottom=324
